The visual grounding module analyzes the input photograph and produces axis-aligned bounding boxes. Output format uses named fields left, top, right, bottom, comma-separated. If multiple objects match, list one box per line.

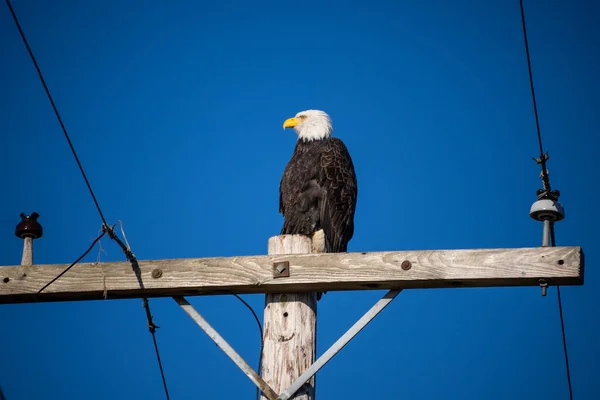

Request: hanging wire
left=37, top=231, right=106, bottom=294
left=6, top=3, right=267, bottom=398
left=143, top=297, right=171, bottom=400
left=5, top=1, right=171, bottom=398
left=519, top=0, right=551, bottom=193
left=519, top=1, right=573, bottom=398
left=550, top=223, right=573, bottom=399
left=5, top=0, right=109, bottom=227
left=231, top=293, right=265, bottom=400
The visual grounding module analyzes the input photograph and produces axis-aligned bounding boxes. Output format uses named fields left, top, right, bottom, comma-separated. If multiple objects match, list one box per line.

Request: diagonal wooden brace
left=278, top=289, right=402, bottom=400
left=174, top=288, right=400, bottom=400
left=173, top=296, right=279, bottom=400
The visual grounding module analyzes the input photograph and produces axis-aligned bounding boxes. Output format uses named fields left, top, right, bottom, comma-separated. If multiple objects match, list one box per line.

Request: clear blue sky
left=1, top=0, right=598, bottom=399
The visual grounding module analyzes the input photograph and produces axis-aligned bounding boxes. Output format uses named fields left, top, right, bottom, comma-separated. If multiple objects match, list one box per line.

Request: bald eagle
left=279, top=110, right=358, bottom=298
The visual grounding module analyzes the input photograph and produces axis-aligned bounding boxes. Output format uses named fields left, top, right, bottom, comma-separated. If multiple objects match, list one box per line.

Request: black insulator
left=15, top=212, right=43, bottom=239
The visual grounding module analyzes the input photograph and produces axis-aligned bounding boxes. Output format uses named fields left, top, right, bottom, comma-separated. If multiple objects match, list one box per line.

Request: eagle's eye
left=297, top=115, right=307, bottom=120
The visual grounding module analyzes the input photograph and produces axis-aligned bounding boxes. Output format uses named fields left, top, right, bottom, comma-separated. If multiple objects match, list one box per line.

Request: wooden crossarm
left=0, top=246, right=584, bottom=304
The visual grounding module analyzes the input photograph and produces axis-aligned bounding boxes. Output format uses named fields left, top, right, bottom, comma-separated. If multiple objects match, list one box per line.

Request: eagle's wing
left=318, top=138, right=357, bottom=252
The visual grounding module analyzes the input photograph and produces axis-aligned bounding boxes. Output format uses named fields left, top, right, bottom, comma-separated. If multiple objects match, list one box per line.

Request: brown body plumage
left=279, top=137, right=357, bottom=252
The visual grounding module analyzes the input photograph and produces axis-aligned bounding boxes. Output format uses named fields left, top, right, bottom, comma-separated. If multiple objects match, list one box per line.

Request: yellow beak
left=283, top=117, right=300, bottom=129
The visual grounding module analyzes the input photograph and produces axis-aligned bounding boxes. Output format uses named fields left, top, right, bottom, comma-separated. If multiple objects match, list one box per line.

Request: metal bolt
left=151, top=268, right=163, bottom=279
left=538, top=279, right=548, bottom=296
left=401, top=260, right=412, bottom=271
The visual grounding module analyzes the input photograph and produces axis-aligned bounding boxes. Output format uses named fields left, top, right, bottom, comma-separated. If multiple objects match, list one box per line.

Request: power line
left=556, top=284, right=573, bottom=398
left=143, top=297, right=171, bottom=400
left=519, top=1, right=572, bottom=398
left=113, top=221, right=171, bottom=400
left=519, top=0, right=551, bottom=193
left=5, top=2, right=171, bottom=398
left=5, top=3, right=264, bottom=397
left=550, top=224, right=573, bottom=399
left=5, top=0, right=109, bottom=227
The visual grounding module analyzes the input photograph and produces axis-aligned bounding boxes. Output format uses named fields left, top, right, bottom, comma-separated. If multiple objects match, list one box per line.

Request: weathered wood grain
left=0, top=243, right=584, bottom=304
left=262, top=235, right=315, bottom=400
left=21, top=237, right=33, bottom=267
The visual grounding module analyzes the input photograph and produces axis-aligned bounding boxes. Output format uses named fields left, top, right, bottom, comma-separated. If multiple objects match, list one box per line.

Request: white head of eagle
left=282, top=109, right=333, bottom=141
left=279, top=108, right=358, bottom=272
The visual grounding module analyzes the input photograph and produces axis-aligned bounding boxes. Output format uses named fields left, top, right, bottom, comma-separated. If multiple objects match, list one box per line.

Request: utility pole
left=0, top=219, right=585, bottom=399
left=262, top=235, right=316, bottom=400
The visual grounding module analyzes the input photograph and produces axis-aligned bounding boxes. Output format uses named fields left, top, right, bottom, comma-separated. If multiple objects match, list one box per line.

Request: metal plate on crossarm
left=273, top=261, right=290, bottom=278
